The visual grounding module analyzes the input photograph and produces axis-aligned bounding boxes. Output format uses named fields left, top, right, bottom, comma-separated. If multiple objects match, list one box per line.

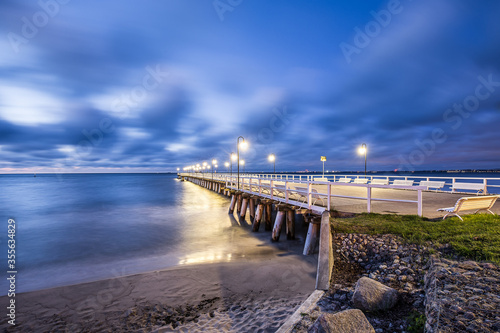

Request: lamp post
left=225, top=162, right=230, bottom=173
left=237, top=136, right=248, bottom=190
left=240, top=160, right=245, bottom=173
left=358, top=143, right=367, bottom=177
left=268, top=154, right=276, bottom=173
left=321, top=156, right=327, bottom=178
left=212, top=159, right=217, bottom=180
left=230, top=152, right=236, bottom=176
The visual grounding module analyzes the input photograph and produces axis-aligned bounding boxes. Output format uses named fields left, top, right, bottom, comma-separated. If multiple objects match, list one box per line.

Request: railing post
left=259, top=178, right=262, bottom=195
left=452, top=178, right=456, bottom=193
left=308, top=182, right=312, bottom=209
left=418, top=189, right=423, bottom=216
left=285, top=180, right=289, bottom=203
left=327, top=183, right=331, bottom=211
left=484, top=178, right=488, bottom=195
left=270, top=179, right=274, bottom=200
left=367, top=185, right=372, bottom=213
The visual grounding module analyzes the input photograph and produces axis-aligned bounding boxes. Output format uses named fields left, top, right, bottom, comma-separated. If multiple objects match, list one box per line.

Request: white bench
left=452, top=182, right=486, bottom=194
left=371, top=178, right=389, bottom=185
left=273, top=184, right=288, bottom=197
left=353, top=178, right=369, bottom=184
left=393, top=179, right=414, bottom=186
left=337, top=177, right=351, bottom=183
left=314, top=177, right=329, bottom=182
left=294, top=186, right=326, bottom=206
left=438, top=195, right=498, bottom=221
left=419, top=180, right=446, bottom=191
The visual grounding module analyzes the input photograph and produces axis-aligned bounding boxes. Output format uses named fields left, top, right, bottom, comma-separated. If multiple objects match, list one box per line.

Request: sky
left=1, top=0, right=500, bottom=173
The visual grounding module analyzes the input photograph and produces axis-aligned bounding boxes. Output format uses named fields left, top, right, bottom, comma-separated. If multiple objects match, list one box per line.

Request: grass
left=331, top=213, right=500, bottom=264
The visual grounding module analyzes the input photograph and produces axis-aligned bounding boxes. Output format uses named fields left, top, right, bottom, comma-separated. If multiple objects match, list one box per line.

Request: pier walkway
left=178, top=173, right=500, bottom=219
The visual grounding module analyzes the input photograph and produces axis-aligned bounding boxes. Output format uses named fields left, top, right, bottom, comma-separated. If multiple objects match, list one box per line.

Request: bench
left=294, top=186, right=327, bottom=206
left=273, top=184, right=287, bottom=197
left=314, top=177, right=329, bottom=182
left=353, top=178, right=369, bottom=184
left=437, top=195, right=499, bottom=221
left=452, top=182, right=486, bottom=194
left=337, top=177, right=351, bottom=183
left=392, top=179, right=414, bottom=186
left=371, top=178, right=389, bottom=185
left=419, top=180, right=446, bottom=191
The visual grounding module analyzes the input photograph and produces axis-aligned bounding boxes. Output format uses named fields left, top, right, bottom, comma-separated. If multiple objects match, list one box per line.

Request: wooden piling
left=249, top=197, right=256, bottom=222
left=252, top=203, right=264, bottom=232
left=236, top=193, right=243, bottom=215
left=272, top=205, right=289, bottom=242
left=286, top=208, right=296, bottom=240
left=229, top=193, right=237, bottom=214
left=265, top=202, right=273, bottom=231
left=303, top=215, right=321, bottom=255
left=240, top=195, right=249, bottom=220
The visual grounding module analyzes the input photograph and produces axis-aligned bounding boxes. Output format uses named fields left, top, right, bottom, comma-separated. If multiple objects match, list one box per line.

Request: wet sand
left=0, top=253, right=317, bottom=332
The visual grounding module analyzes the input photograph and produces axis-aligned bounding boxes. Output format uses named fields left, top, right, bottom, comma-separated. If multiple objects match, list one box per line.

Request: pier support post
left=265, top=202, right=273, bottom=231
left=240, top=194, right=249, bottom=220
left=286, top=208, right=296, bottom=240
left=228, top=192, right=237, bottom=214
left=249, top=197, right=256, bottom=222
left=272, top=205, right=288, bottom=242
left=236, top=193, right=243, bottom=215
left=303, top=215, right=321, bottom=255
left=252, top=202, right=264, bottom=232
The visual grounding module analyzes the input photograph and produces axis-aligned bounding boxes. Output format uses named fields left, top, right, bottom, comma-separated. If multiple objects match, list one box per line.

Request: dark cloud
left=0, top=0, right=500, bottom=172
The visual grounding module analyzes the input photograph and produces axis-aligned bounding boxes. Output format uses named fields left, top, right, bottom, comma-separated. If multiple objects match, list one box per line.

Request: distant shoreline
left=2, top=169, right=500, bottom=175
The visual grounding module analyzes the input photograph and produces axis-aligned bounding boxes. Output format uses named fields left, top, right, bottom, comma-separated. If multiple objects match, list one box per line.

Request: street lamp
left=224, top=161, right=230, bottom=173
left=230, top=152, right=237, bottom=176
left=240, top=159, right=245, bottom=173
left=212, top=159, right=217, bottom=180
left=268, top=154, right=276, bottom=173
left=237, top=136, right=248, bottom=189
left=321, top=156, right=327, bottom=178
left=358, top=143, right=367, bottom=177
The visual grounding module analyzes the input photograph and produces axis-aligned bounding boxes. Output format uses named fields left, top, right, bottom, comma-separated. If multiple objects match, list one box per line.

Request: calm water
left=0, top=173, right=305, bottom=294
left=1, top=172, right=498, bottom=294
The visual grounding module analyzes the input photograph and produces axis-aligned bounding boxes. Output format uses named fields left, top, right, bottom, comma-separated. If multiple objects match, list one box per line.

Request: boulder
left=308, top=309, right=375, bottom=333
left=352, top=277, right=398, bottom=312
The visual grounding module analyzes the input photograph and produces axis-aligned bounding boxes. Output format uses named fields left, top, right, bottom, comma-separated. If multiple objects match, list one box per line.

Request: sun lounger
left=353, top=178, right=369, bottom=184
left=337, top=177, right=351, bottom=183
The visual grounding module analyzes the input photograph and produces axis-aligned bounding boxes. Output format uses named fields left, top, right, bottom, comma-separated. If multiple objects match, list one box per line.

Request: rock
left=352, top=277, right=398, bottom=312
left=308, top=309, right=375, bottom=333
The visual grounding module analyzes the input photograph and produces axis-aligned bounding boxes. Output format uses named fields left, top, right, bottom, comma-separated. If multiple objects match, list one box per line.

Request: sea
left=0, top=171, right=499, bottom=294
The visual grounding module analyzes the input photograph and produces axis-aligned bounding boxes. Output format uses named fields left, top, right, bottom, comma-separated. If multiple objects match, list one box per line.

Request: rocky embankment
left=292, top=233, right=500, bottom=332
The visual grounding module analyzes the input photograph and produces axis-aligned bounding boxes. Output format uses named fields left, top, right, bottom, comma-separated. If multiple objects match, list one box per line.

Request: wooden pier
left=179, top=173, right=325, bottom=255
left=178, top=172, right=500, bottom=255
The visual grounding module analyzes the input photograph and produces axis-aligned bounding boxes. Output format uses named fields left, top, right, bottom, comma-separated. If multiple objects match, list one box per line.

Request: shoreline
left=0, top=253, right=317, bottom=332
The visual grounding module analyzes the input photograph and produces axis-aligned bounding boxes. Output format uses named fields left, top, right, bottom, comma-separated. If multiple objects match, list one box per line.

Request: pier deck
left=180, top=173, right=500, bottom=219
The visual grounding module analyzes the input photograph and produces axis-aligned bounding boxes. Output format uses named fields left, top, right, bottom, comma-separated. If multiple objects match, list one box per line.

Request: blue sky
left=1, top=0, right=500, bottom=173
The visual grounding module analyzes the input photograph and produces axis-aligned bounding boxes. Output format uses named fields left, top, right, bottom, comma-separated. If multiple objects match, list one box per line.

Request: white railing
left=179, top=172, right=500, bottom=195
left=180, top=173, right=425, bottom=216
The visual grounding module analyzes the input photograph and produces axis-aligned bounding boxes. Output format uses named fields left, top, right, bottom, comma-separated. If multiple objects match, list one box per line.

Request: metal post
left=417, top=189, right=422, bottom=216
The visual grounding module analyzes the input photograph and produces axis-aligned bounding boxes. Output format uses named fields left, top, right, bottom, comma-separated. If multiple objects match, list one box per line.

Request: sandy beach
left=0, top=251, right=317, bottom=332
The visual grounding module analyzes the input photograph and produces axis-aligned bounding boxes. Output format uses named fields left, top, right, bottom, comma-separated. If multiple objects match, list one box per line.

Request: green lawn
left=331, top=213, right=500, bottom=264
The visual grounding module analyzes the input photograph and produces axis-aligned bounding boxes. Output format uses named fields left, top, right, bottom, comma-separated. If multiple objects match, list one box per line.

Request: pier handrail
left=181, top=172, right=500, bottom=195
left=180, top=173, right=426, bottom=216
